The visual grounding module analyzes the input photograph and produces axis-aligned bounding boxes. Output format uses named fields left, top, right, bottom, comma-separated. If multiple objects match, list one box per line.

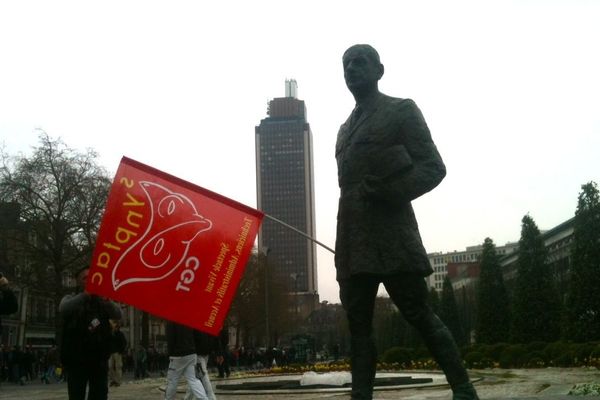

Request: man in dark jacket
left=164, top=321, right=208, bottom=400
left=335, top=44, right=478, bottom=400
left=59, top=267, right=121, bottom=400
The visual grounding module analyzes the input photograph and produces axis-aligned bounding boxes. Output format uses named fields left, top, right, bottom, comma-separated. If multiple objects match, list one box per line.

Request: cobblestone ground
left=1, top=368, right=599, bottom=400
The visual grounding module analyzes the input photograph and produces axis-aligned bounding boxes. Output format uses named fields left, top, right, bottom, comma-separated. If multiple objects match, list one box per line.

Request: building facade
left=255, top=80, right=318, bottom=316
left=499, top=217, right=574, bottom=297
left=428, top=242, right=519, bottom=291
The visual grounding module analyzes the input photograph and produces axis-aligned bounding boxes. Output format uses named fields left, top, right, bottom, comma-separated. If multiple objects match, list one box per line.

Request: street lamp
left=261, top=247, right=271, bottom=348
left=290, top=272, right=300, bottom=324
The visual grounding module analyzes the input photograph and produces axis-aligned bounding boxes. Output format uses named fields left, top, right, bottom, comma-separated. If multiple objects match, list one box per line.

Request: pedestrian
left=183, top=330, right=220, bottom=400
left=334, top=44, right=478, bottom=400
left=59, top=266, right=122, bottom=400
left=10, top=345, right=26, bottom=385
left=108, top=321, right=127, bottom=387
left=164, top=321, right=208, bottom=400
left=44, top=345, right=59, bottom=383
left=134, top=344, right=147, bottom=379
left=216, top=328, right=230, bottom=378
left=23, top=346, right=34, bottom=381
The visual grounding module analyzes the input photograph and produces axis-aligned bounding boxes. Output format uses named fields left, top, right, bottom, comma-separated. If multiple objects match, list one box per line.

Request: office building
left=255, top=80, right=318, bottom=315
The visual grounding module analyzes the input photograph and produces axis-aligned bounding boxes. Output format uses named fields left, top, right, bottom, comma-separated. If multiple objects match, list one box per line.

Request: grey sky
left=1, top=1, right=599, bottom=303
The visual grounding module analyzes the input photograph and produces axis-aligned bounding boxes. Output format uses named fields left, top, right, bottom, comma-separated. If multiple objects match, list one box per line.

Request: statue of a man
left=335, top=44, right=479, bottom=400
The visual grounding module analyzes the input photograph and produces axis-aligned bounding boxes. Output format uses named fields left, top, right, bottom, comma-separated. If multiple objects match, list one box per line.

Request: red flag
left=86, top=157, right=263, bottom=335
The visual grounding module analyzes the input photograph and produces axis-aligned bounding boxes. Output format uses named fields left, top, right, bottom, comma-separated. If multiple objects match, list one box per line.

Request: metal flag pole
left=263, top=214, right=335, bottom=255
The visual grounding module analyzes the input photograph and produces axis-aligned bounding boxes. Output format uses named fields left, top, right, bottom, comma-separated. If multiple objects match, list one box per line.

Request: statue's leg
left=339, top=275, right=379, bottom=400
left=384, top=276, right=479, bottom=400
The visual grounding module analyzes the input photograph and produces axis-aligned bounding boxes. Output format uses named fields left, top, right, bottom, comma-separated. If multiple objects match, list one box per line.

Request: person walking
left=184, top=330, right=220, bottom=400
left=164, top=321, right=208, bottom=400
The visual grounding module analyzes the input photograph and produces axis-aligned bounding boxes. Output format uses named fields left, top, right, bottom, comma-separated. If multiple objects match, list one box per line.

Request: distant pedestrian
left=11, top=345, right=26, bottom=385
left=108, top=321, right=127, bottom=387
left=44, top=345, right=60, bottom=383
left=23, top=346, right=35, bottom=381
left=134, top=344, right=147, bottom=379
left=216, top=328, right=230, bottom=378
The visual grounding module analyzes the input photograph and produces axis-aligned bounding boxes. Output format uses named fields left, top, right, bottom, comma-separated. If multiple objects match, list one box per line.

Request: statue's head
left=342, top=44, right=384, bottom=96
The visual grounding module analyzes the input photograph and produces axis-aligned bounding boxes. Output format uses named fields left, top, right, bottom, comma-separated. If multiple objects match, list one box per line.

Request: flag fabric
left=86, top=156, right=263, bottom=335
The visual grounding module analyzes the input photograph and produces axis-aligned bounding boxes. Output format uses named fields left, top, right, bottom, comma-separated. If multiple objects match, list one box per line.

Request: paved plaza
left=1, top=368, right=599, bottom=400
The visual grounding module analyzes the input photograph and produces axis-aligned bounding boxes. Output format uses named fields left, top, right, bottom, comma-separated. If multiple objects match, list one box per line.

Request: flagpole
left=263, top=214, right=336, bottom=255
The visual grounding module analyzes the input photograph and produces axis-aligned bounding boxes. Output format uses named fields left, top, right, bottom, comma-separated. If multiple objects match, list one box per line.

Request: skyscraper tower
left=255, top=80, right=318, bottom=311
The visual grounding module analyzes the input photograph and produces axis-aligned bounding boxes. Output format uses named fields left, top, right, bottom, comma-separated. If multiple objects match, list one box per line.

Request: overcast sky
left=1, top=1, right=599, bottom=303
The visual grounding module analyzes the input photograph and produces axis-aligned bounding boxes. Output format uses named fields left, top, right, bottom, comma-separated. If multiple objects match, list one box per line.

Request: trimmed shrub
left=544, top=342, right=570, bottom=362
left=499, top=344, right=527, bottom=368
left=552, top=351, right=575, bottom=367
left=381, top=347, right=413, bottom=365
left=412, top=347, right=432, bottom=360
left=464, top=351, right=484, bottom=368
left=524, top=351, right=546, bottom=368
left=486, top=343, right=509, bottom=361
left=464, top=351, right=494, bottom=369
left=573, top=343, right=596, bottom=365
left=525, top=341, right=547, bottom=352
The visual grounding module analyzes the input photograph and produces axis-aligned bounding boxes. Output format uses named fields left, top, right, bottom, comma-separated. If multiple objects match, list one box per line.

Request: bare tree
left=228, top=249, right=293, bottom=349
left=0, top=131, right=111, bottom=326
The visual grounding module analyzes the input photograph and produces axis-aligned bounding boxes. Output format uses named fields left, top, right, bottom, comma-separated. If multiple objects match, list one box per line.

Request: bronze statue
left=335, top=44, right=479, bottom=400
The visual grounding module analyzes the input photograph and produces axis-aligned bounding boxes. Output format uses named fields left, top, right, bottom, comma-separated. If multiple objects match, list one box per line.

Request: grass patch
left=569, top=383, right=600, bottom=396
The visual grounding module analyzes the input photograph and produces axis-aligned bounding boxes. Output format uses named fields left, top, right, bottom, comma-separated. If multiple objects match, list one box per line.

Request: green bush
left=381, top=347, right=413, bottom=365
left=525, top=357, right=546, bottom=368
left=524, top=351, right=547, bottom=368
left=472, top=344, right=491, bottom=358
left=486, top=343, right=509, bottom=361
left=544, top=341, right=570, bottom=362
left=464, top=351, right=494, bottom=369
left=552, top=351, right=575, bottom=367
left=412, top=347, right=431, bottom=360
left=464, top=351, right=484, bottom=368
left=573, top=343, right=596, bottom=364
left=499, top=344, right=527, bottom=368
left=525, top=341, right=547, bottom=352
left=590, top=344, right=600, bottom=360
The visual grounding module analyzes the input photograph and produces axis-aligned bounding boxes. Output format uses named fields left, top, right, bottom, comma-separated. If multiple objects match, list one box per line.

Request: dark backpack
left=60, top=295, right=112, bottom=366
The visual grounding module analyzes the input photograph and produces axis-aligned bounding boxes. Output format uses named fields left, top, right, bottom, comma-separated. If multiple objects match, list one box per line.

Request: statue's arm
left=59, top=292, right=87, bottom=316
left=103, top=298, right=122, bottom=320
left=361, top=99, right=446, bottom=204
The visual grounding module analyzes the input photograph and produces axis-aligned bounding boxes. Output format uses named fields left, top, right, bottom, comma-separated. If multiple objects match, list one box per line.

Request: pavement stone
left=1, top=368, right=599, bottom=400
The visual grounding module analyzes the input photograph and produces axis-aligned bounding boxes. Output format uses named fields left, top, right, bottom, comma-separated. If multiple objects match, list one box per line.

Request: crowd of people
left=0, top=344, right=63, bottom=385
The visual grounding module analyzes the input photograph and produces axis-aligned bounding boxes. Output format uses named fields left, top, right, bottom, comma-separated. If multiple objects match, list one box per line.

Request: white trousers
left=184, top=355, right=216, bottom=400
left=164, top=354, right=208, bottom=400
